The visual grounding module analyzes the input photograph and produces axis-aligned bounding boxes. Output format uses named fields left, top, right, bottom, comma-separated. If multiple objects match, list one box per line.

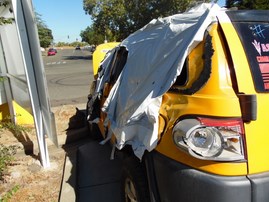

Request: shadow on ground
left=59, top=108, right=122, bottom=202
left=63, top=55, right=93, bottom=61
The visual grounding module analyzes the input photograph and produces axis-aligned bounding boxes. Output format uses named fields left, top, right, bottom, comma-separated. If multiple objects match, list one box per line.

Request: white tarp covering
left=98, top=3, right=222, bottom=159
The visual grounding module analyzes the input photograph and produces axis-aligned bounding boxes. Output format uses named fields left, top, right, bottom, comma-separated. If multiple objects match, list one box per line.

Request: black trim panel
left=151, top=151, right=251, bottom=202
left=248, top=172, right=269, bottom=202
left=226, top=10, right=269, bottom=22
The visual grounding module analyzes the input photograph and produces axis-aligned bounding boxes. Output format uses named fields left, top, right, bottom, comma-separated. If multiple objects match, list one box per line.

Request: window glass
left=232, top=22, right=269, bottom=92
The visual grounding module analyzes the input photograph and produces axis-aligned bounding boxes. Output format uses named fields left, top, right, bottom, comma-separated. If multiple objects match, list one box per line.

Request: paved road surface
left=43, top=48, right=122, bottom=202
left=43, top=48, right=94, bottom=107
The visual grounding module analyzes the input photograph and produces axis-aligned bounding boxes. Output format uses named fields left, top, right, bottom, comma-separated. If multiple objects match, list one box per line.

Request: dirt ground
left=0, top=105, right=84, bottom=202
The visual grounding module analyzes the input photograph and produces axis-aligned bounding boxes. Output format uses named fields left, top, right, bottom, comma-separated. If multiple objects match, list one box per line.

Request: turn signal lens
left=173, top=118, right=245, bottom=161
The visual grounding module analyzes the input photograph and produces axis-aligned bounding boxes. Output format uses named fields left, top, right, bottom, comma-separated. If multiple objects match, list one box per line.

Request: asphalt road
left=43, top=48, right=94, bottom=107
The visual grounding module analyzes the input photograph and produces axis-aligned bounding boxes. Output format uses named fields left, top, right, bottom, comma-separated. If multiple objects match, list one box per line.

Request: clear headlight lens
left=173, top=118, right=245, bottom=161
left=186, top=127, right=223, bottom=157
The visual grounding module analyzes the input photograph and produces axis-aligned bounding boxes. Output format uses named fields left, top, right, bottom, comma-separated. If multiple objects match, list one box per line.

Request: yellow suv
left=87, top=5, right=269, bottom=202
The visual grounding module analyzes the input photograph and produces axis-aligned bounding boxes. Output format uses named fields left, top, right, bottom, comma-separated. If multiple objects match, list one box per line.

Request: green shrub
left=0, top=115, right=30, bottom=137
left=0, top=144, right=17, bottom=180
left=0, top=185, right=20, bottom=202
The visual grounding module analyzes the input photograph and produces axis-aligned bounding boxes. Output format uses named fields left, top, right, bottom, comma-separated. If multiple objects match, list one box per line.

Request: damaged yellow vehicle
left=87, top=3, right=269, bottom=202
left=92, top=42, right=120, bottom=78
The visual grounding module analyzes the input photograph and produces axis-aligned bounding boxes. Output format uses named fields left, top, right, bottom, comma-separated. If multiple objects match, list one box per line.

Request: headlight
left=173, top=118, right=245, bottom=161
left=186, top=127, right=223, bottom=157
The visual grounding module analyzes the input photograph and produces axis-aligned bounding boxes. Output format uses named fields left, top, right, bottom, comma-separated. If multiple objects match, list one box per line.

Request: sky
left=218, top=0, right=226, bottom=7
left=32, top=0, right=226, bottom=44
left=32, top=0, right=92, bottom=43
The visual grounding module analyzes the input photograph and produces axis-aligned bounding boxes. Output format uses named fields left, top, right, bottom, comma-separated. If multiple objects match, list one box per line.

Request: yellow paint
left=0, top=103, right=10, bottom=120
left=221, top=24, right=269, bottom=174
left=156, top=23, right=248, bottom=176
left=219, top=23, right=255, bottom=94
left=92, top=42, right=120, bottom=77
left=12, top=101, right=34, bottom=125
left=95, top=22, right=269, bottom=177
left=0, top=101, right=33, bottom=125
left=243, top=95, right=269, bottom=174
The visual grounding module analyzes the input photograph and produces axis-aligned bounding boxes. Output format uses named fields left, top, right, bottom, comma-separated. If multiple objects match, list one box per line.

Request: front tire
left=121, top=156, right=150, bottom=202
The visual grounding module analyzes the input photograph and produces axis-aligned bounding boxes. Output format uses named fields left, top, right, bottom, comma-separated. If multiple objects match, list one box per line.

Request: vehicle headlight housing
left=173, top=118, right=245, bottom=161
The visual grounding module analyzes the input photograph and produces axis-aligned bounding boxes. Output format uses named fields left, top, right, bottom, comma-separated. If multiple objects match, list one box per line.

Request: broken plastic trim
left=172, top=33, right=214, bottom=95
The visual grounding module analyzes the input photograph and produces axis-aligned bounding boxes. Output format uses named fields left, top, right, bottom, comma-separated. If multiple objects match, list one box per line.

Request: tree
left=35, top=13, right=53, bottom=48
left=37, top=25, right=53, bottom=48
left=80, top=25, right=107, bottom=45
left=1, top=2, right=53, bottom=48
left=225, top=0, right=269, bottom=9
left=83, top=0, right=212, bottom=41
left=55, top=41, right=69, bottom=47
left=0, top=0, right=14, bottom=25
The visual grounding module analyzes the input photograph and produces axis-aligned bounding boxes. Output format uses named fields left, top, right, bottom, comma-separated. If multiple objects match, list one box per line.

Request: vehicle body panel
left=219, top=11, right=269, bottom=174
left=92, top=42, right=120, bottom=77
left=87, top=6, right=269, bottom=202
left=151, top=151, right=269, bottom=202
left=156, top=23, right=247, bottom=176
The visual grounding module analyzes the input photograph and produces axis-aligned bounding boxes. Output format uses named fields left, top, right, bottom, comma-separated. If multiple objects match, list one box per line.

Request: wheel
left=121, top=156, right=150, bottom=202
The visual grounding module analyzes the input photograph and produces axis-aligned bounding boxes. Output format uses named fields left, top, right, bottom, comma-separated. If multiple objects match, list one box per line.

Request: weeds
left=0, top=116, right=30, bottom=201
left=0, top=144, right=17, bottom=180
left=0, top=121, right=30, bottom=136
left=0, top=115, right=30, bottom=137
left=0, top=119, right=21, bottom=201
left=0, top=116, right=29, bottom=179
left=0, top=185, right=20, bottom=202
left=0, top=77, right=5, bottom=82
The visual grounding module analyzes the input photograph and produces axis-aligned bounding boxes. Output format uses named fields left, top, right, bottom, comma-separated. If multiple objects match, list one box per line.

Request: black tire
left=121, top=156, right=150, bottom=202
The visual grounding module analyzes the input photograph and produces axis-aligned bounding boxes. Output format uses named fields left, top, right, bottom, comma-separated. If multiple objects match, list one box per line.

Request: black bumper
left=150, top=151, right=269, bottom=202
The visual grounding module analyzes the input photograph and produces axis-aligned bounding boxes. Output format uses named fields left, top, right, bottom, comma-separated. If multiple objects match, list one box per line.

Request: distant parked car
left=75, top=45, right=81, bottom=50
left=47, top=48, right=56, bottom=56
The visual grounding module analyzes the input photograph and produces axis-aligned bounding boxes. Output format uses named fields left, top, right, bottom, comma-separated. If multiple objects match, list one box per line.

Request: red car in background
left=47, top=48, right=57, bottom=56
